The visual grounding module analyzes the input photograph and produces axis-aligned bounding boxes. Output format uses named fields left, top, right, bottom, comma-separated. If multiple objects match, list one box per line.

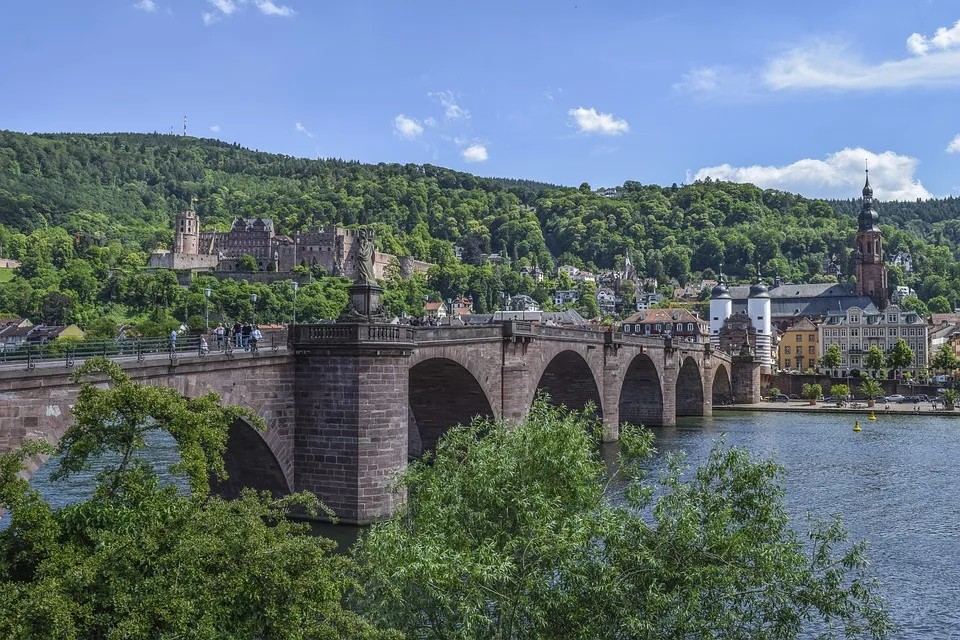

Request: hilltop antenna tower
left=183, top=115, right=187, bottom=137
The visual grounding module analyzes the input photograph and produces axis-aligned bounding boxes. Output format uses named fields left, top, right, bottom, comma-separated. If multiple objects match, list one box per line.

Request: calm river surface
left=13, top=410, right=960, bottom=638
left=655, top=410, right=960, bottom=640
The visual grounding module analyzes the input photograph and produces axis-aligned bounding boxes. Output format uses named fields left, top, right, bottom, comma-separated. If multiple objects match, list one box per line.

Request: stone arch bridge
left=0, top=322, right=760, bottom=524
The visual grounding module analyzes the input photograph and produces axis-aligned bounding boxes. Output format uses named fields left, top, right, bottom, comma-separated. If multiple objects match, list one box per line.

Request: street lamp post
left=204, top=288, right=211, bottom=330
left=291, top=281, right=299, bottom=327
left=250, top=293, right=258, bottom=324
left=447, top=298, right=453, bottom=325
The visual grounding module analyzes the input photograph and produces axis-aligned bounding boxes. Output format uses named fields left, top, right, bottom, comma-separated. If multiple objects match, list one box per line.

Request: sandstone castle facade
left=149, top=210, right=433, bottom=280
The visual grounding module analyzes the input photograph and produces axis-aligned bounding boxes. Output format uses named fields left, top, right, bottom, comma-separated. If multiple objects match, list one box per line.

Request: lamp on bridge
left=204, top=288, right=211, bottom=330
left=250, top=293, right=258, bottom=324
left=291, top=281, right=299, bottom=326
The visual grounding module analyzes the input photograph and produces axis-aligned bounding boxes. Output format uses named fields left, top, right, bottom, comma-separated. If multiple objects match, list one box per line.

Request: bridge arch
left=712, top=362, right=732, bottom=406
left=408, top=357, right=495, bottom=457
left=212, top=416, right=292, bottom=499
left=619, top=353, right=664, bottom=426
left=530, top=349, right=604, bottom=417
left=676, top=356, right=705, bottom=417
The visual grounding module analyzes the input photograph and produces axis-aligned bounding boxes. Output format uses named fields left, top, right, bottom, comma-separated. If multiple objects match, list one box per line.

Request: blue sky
left=3, top=0, right=960, bottom=200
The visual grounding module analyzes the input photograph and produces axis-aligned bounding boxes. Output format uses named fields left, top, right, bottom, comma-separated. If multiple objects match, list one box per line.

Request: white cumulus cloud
left=907, top=20, right=960, bottom=56
left=134, top=0, right=157, bottom=12
left=568, top=107, right=629, bottom=135
left=694, top=148, right=933, bottom=201
left=393, top=114, right=423, bottom=140
left=429, top=91, right=470, bottom=121
left=294, top=121, right=314, bottom=138
left=210, top=125, right=221, bottom=133
left=462, top=144, right=488, bottom=163
left=947, top=134, right=960, bottom=153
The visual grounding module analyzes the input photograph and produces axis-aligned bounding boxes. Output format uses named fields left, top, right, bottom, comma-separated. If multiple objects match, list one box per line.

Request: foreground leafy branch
left=354, top=400, right=894, bottom=639
left=0, top=357, right=395, bottom=639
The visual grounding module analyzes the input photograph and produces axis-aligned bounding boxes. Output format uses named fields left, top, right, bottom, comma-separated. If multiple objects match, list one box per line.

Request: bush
left=830, top=384, right=851, bottom=399
left=801, top=383, right=822, bottom=400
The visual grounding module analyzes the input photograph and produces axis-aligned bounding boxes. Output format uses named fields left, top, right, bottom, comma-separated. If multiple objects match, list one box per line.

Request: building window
left=656, top=324, right=661, bottom=332
left=796, top=335, right=803, bottom=342
left=623, top=324, right=631, bottom=333
left=841, top=330, right=846, bottom=337
left=809, top=334, right=816, bottom=341
left=785, top=346, right=791, bottom=354
left=687, top=323, right=693, bottom=331
left=809, top=346, right=815, bottom=354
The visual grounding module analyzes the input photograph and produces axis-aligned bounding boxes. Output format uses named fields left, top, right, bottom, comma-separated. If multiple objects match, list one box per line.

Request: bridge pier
left=293, top=325, right=414, bottom=525
left=731, top=353, right=762, bottom=404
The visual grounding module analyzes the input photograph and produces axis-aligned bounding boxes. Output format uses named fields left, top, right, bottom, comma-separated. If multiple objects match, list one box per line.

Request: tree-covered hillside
left=3, top=130, right=960, bottom=328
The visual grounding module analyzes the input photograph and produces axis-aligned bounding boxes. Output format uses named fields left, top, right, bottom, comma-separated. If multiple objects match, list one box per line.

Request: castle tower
left=709, top=269, right=732, bottom=348
left=175, top=210, right=200, bottom=255
left=747, top=268, right=772, bottom=368
left=854, top=169, right=889, bottom=308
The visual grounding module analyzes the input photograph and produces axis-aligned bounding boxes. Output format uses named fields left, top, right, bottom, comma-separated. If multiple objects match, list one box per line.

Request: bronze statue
left=357, top=229, right=376, bottom=284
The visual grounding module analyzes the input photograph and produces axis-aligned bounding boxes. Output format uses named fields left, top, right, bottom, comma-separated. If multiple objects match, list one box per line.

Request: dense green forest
left=2, top=130, right=960, bottom=330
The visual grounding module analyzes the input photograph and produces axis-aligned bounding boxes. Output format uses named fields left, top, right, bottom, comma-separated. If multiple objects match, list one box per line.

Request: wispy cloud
left=947, top=134, right=960, bottom=154
left=202, top=0, right=294, bottom=25
left=133, top=0, right=157, bottom=12
left=252, top=0, right=295, bottom=17
left=294, top=121, right=314, bottom=138
left=568, top=107, right=629, bottom=136
left=423, top=117, right=437, bottom=127
left=210, top=125, right=221, bottom=133
left=681, top=22, right=960, bottom=96
left=393, top=114, right=423, bottom=140
left=462, top=143, right=488, bottom=163
left=764, top=39, right=960, bottom=90
left=695, top=147, right=932, bottom=200
left=429, top=91, right=470, bottom=121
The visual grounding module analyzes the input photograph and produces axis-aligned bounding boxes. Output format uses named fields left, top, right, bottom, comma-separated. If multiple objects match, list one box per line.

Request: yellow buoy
left=869, top=411, right=877, bottom=421
left=853, top=420, right=862, bottom=432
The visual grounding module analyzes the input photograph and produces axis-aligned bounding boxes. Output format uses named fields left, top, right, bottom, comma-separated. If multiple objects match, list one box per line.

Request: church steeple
left=854, top=166, right=888, bottom=308
left=858, top=166, right=880, bottom=231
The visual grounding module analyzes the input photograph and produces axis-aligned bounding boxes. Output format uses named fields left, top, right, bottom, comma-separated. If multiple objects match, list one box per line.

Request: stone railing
left=291, top=324, right=414, bottom=345
left=412, top=325, right=503, bottom=343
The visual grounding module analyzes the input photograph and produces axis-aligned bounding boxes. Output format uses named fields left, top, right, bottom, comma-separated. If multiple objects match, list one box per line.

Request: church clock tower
left=854, top=169, right=888, bottom=308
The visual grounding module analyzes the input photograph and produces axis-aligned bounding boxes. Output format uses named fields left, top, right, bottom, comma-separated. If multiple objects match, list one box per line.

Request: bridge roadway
left=0, top=321, right=761, bottom=524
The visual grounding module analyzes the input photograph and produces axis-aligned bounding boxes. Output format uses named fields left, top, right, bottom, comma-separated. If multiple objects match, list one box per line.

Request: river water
left=11, top=410, right=960, bottom=638
left=655, top=410, right=960, bottom=639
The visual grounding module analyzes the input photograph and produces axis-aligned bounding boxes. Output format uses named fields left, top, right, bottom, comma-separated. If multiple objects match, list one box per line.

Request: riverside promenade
left=721, top=400, right=960, bottom=417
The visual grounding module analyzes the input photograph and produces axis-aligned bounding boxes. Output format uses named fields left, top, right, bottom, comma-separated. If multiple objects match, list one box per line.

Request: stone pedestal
left=292, top=324, right=414, bottom=524
left=339, top=282, right=384, bottom=322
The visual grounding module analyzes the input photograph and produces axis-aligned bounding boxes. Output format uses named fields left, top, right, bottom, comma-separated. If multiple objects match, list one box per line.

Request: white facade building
left=818, top=304, right=928, bottom=377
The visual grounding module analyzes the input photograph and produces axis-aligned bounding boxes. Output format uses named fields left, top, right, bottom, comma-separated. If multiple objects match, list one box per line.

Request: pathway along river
left=13, top=410, right=960, bottom=639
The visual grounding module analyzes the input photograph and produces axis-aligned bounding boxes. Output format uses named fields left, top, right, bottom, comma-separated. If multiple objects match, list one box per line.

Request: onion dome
left=748, top=267, right=769, bottom=298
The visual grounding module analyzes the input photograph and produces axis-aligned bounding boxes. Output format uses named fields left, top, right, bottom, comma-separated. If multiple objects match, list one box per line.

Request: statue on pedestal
left=338, top=227, right=385, bottom=322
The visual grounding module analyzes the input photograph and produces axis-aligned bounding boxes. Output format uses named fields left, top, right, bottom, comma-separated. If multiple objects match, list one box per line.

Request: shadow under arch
left=408, top=357, right=495, bottom=458
left=676, top=356, right=705, bottom=417
left=713, top=363, right=732, bottom=405
left=619, top=353, right=664, bottom=426
left=211, top=417, right=291, bottom=500
left=534, top=350, right=603, bottom=418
